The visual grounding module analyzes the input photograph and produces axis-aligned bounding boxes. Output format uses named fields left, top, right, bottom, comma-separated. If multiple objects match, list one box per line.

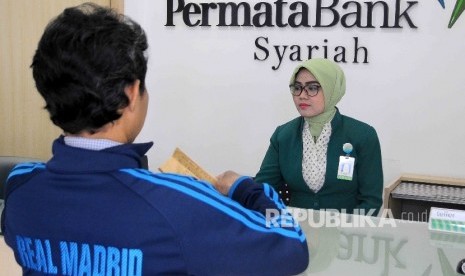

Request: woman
left=255, top=58, right=383, bottom=215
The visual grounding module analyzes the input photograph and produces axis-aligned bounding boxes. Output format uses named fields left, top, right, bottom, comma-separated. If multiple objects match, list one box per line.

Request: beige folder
left=159, top=148, right=217, bottom=185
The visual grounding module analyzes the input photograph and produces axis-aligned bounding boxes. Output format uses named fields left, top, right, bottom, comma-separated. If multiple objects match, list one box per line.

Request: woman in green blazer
left=255, top=58, right=383, bottom=215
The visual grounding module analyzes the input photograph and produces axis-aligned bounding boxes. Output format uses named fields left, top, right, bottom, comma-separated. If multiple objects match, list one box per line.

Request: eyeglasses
left=289, top=83, right=321, bottom=97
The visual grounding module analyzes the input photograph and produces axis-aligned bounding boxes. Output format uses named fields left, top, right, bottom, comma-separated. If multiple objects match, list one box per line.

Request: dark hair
left=31, top=3, right=148, bottom=134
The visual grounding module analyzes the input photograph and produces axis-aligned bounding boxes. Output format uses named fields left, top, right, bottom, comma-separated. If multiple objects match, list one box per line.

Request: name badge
left=337, top=156, right=355, bottom=181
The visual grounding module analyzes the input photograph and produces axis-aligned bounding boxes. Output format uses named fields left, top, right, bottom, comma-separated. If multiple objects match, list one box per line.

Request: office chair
left=0, top=156, right=42, bottom=200
left=278, top=183, right=291, bottom=205
left=0, top=156, right=41, bottom=235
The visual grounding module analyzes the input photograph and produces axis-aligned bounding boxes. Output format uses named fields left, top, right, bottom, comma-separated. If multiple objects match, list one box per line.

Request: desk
left=1, top=210, right=464, bottom=275
left=296, top=210, right=465, bottom=275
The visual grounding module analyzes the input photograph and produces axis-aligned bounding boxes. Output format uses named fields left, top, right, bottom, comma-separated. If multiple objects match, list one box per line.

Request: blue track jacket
left=1, top=137, right=309, bottom=275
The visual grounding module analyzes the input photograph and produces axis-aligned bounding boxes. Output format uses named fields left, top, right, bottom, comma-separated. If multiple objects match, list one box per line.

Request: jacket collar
left=330, top=107, right=342, bottom=130
left=47, top=136, right=153, bottom=173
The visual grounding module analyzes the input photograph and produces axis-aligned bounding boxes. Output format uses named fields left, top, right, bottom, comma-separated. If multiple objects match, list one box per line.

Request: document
left=159, top=148, right=217, bottom=184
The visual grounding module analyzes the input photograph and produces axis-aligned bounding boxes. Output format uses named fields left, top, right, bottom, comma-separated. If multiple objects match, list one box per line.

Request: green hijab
left=289, top=58, right=346, bottom=138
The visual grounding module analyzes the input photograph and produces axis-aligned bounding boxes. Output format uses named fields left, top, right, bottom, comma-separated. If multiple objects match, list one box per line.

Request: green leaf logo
left=438, top=0, right=465, bottom=28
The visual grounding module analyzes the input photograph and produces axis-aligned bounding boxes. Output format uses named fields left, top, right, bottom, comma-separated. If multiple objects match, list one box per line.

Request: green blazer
left=255, top=110, right=383, bottom=215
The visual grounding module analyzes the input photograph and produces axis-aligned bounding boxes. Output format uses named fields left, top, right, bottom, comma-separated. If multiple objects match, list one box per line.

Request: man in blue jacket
left=1, top=3, right=309, bottom=275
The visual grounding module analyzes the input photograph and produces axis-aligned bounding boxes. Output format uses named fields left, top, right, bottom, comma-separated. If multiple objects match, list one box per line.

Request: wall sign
left=164, top=0, right=429, bottom=70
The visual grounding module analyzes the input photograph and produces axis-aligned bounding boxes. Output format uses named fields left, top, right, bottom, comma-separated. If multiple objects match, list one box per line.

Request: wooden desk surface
left=0, top=236, right=21, bottom=276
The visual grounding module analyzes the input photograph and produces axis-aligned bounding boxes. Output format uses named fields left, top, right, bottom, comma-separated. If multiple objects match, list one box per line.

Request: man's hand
left=215, top=170, right=241, bottom=195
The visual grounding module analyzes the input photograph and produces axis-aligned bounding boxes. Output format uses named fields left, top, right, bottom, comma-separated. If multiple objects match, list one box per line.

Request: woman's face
left=292, top=69, right=325, bottom=118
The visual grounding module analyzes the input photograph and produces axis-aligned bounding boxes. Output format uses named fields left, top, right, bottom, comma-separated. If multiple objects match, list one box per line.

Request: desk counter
left=1, top=210, right=464, bottom=275
left=297, top=209, right=464, bottom=275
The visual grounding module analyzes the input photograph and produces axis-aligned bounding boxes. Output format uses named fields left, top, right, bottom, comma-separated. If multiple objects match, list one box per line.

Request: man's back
left=2, top=3, right=309, bottom=275
left=2, top=137, right=309, bottom=275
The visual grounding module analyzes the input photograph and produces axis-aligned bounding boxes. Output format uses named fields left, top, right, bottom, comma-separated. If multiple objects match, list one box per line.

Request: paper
left=159, top=148, right=217, bottom=184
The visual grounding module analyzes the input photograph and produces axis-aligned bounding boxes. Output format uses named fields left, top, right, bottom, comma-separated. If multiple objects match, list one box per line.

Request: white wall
left=126, top=0, right=465, bottom=184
